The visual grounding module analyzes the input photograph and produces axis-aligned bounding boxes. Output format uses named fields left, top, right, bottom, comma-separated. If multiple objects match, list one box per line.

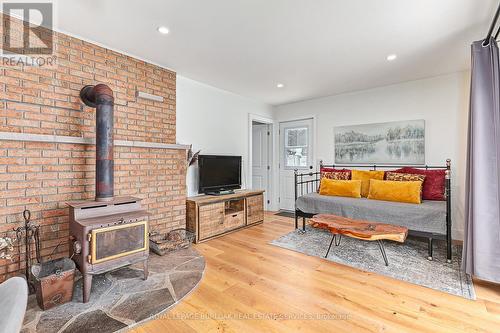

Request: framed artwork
left=334, top=119, right=425, bottom=164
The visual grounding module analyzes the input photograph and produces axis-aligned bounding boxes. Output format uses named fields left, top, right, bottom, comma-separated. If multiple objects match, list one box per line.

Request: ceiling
left=51, top=0, right=497, bottom=105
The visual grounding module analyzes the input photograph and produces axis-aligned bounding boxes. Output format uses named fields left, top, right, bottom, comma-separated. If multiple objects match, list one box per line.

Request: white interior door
left=252, top=124, right=269, bottom=208
left=279, top=119, right=314, bottom=211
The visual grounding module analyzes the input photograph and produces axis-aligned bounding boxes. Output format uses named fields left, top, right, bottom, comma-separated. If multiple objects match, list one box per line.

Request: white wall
left=274, top=72, right=470, bottom=239
left=176, top=76, right=274, bottom=197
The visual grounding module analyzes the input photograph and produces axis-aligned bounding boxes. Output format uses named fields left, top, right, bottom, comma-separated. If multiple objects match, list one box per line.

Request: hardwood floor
left=132, top=213, right=500, bottom=333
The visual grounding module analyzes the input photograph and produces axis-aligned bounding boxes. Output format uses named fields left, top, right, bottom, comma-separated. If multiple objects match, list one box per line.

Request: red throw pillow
left=392, top=167, right=446, bottom=201
left=320, top=167, right=351, bottom=178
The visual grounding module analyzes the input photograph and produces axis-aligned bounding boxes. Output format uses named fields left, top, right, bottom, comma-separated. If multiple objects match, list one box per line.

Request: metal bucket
left=31, top=258, right=75, bottom=310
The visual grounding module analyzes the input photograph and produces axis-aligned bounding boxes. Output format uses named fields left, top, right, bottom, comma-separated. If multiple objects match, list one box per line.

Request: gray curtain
left=462, top=37, right=500, bottom=282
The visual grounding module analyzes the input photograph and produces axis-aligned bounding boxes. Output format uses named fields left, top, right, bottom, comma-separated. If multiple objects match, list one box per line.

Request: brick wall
left=0, top=13, right=186, bottom=282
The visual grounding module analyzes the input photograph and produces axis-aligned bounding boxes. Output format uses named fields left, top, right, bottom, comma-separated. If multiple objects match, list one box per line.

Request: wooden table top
left=310, top=214, right=408, bottom=243
left=187, top=190, right=265, bottom=204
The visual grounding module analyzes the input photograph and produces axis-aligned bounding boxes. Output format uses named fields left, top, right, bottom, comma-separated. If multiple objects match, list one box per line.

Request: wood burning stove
left=68, top=84, right=149, bottom=303
left=68, top=197, right=149, bottom=303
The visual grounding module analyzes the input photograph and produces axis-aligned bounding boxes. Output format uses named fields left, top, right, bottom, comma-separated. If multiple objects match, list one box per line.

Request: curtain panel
left=463, top=37, right=500, bottom=282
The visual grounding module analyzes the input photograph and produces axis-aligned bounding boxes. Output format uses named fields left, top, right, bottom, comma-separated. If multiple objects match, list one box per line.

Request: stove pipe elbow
left=80, top=84, right=114, bottom=202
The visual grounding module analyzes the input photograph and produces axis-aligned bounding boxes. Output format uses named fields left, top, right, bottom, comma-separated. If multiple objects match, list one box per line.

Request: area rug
left=22, top=247, right=205, bottom=333
left=270, top=226, right=475, bottom=300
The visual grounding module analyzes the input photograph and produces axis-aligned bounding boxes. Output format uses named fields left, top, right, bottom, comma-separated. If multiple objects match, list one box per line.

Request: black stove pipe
left=80, top=84, right=114, bottom=202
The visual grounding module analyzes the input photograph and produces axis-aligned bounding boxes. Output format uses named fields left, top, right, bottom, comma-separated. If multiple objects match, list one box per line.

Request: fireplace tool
left=13, top=209, right=41, bottom=291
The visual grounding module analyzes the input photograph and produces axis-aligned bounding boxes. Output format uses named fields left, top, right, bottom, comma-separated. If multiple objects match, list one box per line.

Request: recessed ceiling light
left=276, top=83, right=285, bottom=88
left=158, top=26, right=170, bottom=34
left=386, top=54, right=397, bottom=61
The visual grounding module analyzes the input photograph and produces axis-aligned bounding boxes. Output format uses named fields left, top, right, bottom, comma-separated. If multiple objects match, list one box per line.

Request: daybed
left=294, top=160, right=452, bottom=262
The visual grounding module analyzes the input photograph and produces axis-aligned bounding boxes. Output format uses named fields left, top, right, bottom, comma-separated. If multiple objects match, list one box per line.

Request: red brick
left=7, top=165, right=42, bottom=173
left=7, top=149, right=40, bottom=157
left=0, top=12, right=184, bottom=282
left=6, top=196, right=41, bottom=206
left=0, top=157, right=24, bottom=165
left=0, top=189, right=25, bottom=199
left=7, top=181, right=41, bottom=189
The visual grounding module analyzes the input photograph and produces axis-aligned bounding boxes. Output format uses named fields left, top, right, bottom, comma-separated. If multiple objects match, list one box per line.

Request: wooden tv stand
left=186, top=190, right=265, bottom=243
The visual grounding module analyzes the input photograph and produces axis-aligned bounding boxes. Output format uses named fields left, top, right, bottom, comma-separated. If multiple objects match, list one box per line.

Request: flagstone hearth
left=21, top=248, right=205, bottom=333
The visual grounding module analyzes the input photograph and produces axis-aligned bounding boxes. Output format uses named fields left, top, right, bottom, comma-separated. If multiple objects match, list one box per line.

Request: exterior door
left=279, top=119, right=314, bottom=211
left=252, top=124, right=270, bottom=209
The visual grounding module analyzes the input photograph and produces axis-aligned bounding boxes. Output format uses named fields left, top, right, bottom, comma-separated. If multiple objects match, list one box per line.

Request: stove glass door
left=90, top=220, right=148, bottom=264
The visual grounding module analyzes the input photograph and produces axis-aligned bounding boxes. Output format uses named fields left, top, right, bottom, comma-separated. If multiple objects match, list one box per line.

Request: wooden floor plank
left=132, top=213, right=500, bottom=333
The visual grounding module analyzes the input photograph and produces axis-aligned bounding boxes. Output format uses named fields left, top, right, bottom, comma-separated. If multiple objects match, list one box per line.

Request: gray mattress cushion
left=296, top=193, right=446, bottom=234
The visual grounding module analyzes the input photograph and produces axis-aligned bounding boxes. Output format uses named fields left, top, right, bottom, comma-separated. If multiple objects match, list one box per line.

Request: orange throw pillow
left=351, top=170, right=385, bottom=197
left=319, top=179, right=362, bottom=198
left=367, top=180, right=423, bottom=204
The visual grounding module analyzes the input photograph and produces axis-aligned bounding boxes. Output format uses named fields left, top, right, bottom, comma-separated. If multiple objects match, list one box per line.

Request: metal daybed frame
left=294, top=159, right=452, bottom=263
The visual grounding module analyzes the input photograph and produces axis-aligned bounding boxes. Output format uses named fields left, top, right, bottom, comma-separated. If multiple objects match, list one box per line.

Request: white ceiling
left=52, top=0, right=497, bottom=105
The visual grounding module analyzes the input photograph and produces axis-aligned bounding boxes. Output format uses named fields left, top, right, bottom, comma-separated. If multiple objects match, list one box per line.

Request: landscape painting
left=334, top=120, right=425, bottom=164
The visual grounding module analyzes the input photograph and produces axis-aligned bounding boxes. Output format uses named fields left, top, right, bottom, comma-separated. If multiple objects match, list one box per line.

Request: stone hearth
left=22, top=248, right=205, bottom=333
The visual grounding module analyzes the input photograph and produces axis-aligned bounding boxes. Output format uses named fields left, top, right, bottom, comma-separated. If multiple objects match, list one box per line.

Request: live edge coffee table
left=310, top=214, right=408, bottom=266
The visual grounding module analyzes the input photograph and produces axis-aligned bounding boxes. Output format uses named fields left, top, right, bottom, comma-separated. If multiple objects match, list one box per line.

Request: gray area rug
left=22, top=247, right=205, bottom=333
left=270, top=226, right=475, bottom=300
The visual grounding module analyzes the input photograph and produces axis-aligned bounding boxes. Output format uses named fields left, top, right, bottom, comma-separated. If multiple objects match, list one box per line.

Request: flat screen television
left=198, top=155, right=242, bottom=195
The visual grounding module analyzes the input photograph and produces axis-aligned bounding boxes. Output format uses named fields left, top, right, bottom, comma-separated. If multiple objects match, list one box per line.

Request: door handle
left=309, top=166, right=313, bottom=169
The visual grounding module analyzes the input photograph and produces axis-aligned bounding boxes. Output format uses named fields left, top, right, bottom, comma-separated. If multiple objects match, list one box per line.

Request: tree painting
left=334, top=120, right=425, bottom=164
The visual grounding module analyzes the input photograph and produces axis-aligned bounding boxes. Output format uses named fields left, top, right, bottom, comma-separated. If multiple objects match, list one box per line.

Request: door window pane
left=286, top=128, right=307, bottom=146
left=284, top=127, right=308, bottom=168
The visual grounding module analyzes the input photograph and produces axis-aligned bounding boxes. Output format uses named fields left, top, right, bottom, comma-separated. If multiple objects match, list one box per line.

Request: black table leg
left=325, top=234, right=336, bottom=258
left=428, top=237, right=433, bottom=261
left=377, top=240, right=389, bottom=266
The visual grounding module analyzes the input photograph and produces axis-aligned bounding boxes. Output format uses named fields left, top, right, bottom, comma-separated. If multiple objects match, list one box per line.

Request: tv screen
left=198, top=155, right=242, bottom=194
